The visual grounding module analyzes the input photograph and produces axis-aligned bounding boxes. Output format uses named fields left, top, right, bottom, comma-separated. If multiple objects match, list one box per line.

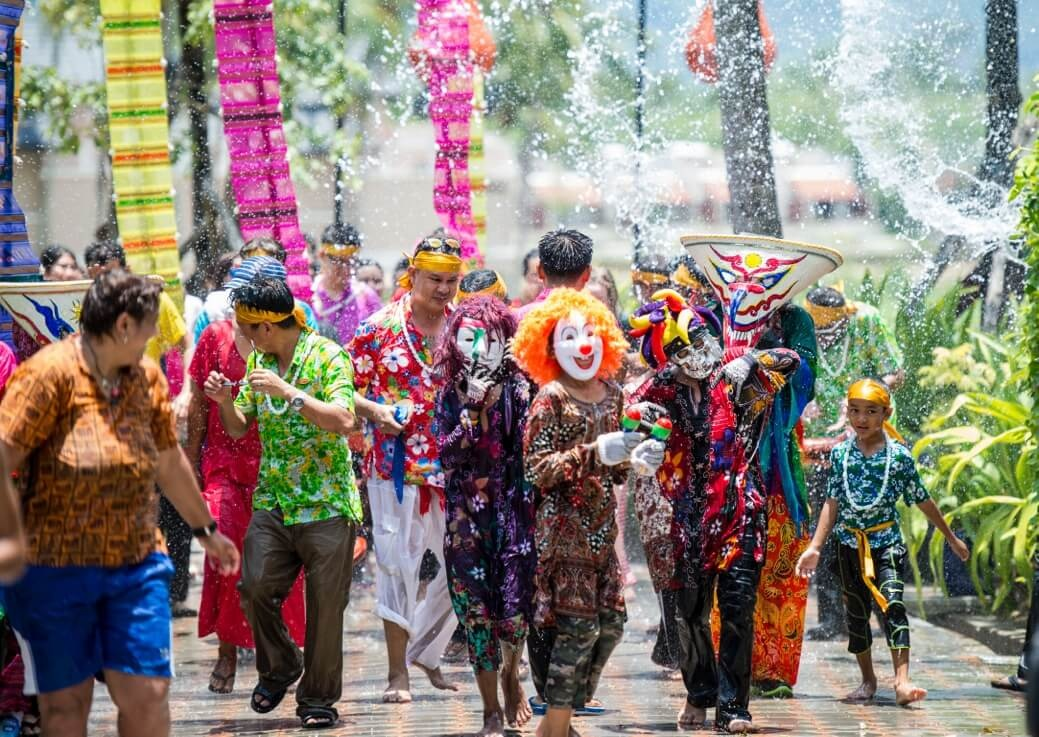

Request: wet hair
left=587, top=266, right=620, bottom=319
left=355, top=257, right=383, bottom=275
left=80, top=270, right=161, bottom=337
left=39, top=245, right=78, bottom=271
left=806, top=286, right=846, bottom=308
left=433, top=295, right=517, bottom=385
left=321, top=222, right=362, bottom=248
left=521, top=248, right=539, bottom=277
left=537, top=229, right=594, bottom=281
left=84, top=241, right=126, bottom=269
left=213, top=252, right=238, bottom=285
left=460, top=269, right=500, bottom=294
left=230, top=276, right=296, bottom=328
left=240, top=236, right=286, bottom=263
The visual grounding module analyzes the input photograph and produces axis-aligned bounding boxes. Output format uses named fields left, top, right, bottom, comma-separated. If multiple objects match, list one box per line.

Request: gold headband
left=458, top=271, right=507, bottom=302
left=397, top=249, right=464, bottom=289
left=235, top=304, right=308, bottom=330
left=321, top=242, right=360, bottom=260
left=631, top=269, right=670, bottom=286
left=806, top=301, right=857, bottom=330
left=847, top=379, right=904, bottom=443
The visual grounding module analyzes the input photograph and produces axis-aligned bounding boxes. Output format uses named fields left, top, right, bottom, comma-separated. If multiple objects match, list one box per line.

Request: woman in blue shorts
left=0, top=270, right=238, bottom=736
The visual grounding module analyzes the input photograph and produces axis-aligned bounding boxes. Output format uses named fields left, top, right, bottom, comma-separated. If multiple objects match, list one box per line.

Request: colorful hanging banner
left=0, top=0, right=39, bottom=354
left=213, top=0, right=310, bottom=301
left=410, top=0, right=495, bottom=267
left=99, top=0, right=181, bottom=306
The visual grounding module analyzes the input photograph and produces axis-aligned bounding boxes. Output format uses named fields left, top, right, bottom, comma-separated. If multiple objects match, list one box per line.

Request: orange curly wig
left=512, top=288, right=629, bottom=387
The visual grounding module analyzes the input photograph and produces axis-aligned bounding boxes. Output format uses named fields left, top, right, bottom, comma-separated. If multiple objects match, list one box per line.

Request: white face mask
left=671, top=332, right=722, bottom=380
left=455, top=318, right=505, bottom=373
left=553, top=310, right=604, bottom=382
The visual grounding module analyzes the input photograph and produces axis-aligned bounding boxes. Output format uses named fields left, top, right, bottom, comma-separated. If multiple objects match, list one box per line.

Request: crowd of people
left=0, top=222, right=1011, bottom=737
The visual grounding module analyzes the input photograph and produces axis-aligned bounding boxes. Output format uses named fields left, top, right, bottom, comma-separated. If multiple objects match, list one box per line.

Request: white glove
left=631, top=439, right=667, bottom=476
left=596, top=431, right=645, bottom=466
left=722, top=355, right=754, bottom=385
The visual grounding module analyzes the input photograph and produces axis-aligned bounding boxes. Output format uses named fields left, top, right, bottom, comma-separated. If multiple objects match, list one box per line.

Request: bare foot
left=383, top=671, right=413, bottom=703
left=535, top=720, right=582, bottom=737
left=416, top=663, right=460, bottom=691
left=477, top=710, right=506, bottom=737
left=895, top=681, right=927, bottom=706
left=678, top=702, right=706, bottom=729
left=845, top=681, right=877, bottom=702
left=725, top=718, right=754, bottom=733
left=502, top=669, right=531, bottom=726
left=208, top=645, right=237, bottom=694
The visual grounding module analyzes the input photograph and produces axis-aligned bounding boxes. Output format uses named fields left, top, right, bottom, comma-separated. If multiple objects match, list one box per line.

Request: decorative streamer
left=0, top=0, right=39, bottom=354
left=410, top=0, right=495, bottom=267
left=469, top=67, right=486, bottom=256
left=99, top=0, right=181, bottom=305
left=213, top=0, right=310, bottom=301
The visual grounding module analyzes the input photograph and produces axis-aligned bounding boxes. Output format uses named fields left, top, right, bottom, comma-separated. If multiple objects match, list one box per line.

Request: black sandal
left=990, top=674, right=1027, bottom=692
left=250, top=683, right=289, bottom=714
left=298, top=705, right=338, bottom=730
left=20, top=713, right=41, bottom=737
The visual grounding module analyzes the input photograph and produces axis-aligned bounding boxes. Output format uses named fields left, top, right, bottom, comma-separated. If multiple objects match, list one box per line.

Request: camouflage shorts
left=545, top=610, right=625, bottom=708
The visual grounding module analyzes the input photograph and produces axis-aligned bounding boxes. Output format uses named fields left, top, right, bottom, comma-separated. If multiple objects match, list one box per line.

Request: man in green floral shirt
left=801, top=286, right=904, bottom=640
left=204, top=276, right=360, bottom=730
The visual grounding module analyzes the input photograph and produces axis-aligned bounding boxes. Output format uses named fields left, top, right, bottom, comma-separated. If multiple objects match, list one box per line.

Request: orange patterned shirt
left=0, top=338, right=178, bottom=567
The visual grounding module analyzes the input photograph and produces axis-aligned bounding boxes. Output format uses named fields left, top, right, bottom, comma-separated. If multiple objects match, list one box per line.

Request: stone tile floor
left=87, top=564, right=1028, bottom=736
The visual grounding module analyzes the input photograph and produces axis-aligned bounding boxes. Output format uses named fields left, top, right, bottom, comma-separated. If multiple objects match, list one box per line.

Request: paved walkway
left=86, top=562, right=1028, bottom=737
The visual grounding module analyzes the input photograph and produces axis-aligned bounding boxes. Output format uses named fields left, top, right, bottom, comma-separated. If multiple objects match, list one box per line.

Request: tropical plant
left=911, top=331, right=1035, bottom=614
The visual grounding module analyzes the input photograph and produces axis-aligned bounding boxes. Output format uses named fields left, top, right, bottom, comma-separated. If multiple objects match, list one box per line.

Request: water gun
left=391, top=403, right=411, bottom=503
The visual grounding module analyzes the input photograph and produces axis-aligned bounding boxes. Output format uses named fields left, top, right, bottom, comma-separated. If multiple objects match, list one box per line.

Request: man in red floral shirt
left=351, top=237, right=463, bottom=704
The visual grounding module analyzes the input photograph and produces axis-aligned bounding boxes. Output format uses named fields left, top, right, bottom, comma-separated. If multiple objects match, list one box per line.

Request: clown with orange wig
left=512, top=288, right=663, bottom=737
left=626, top=288, right=800, bottom=734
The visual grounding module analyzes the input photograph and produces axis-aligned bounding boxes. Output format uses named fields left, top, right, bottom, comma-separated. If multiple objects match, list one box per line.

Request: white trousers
left=368, top=478, right=456, bottom=670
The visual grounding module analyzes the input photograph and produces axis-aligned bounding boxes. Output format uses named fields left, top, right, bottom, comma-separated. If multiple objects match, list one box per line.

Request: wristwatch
left=192, top=520, right=218, bottom=539
left=290, top=393, right=307, bottom=412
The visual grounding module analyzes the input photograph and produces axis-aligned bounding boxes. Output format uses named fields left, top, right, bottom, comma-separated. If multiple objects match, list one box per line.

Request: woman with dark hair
left=0, top=270, right=238, bottom=737
left=38, top=245, right=83, bottom=282
left=434, top=295, right=535, bottom=735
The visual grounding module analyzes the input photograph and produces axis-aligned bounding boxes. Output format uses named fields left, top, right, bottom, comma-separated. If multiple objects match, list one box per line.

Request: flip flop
left=754, top=682, right=793, bottom=699
left=990, top=674, right=1027, bottom=692
left=528, top=696, right=547, bottom=716
left=574, top=701, right=605, bottom=716
left=298, top=705, right=338, bottom=730
left=382, top=688, right=413, bottom=703
left=251, top=683, right=289, bottom=714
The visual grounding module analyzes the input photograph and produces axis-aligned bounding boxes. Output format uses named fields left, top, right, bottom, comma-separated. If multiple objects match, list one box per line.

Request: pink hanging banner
left=413, top=0, right=479, bottom=264
left=213, top=0, right=310, bottom=300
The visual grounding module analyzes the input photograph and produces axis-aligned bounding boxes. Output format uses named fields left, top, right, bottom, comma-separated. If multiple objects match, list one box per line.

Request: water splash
left=834, top=0, right=1021, bottom=250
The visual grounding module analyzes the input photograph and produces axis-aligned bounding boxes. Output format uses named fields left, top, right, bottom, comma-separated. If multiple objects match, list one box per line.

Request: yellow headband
left=847, top=379, right=904, bottom=444
left=397, top=249, right=465, bottom=289
left=235, top=304, right=308, bottom=330
left=806, top=301, right=857, bottom=330
left=458, top=272, right=507, bottom=302
left=631, top=269, right=669, bottom=286
left=671, top=262, right=700, bottom=289
left=321, top=242, right=360, bottom=260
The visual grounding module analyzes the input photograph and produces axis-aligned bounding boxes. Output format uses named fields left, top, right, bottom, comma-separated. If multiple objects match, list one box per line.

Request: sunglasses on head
left=416, top=238, right=462, bottom=257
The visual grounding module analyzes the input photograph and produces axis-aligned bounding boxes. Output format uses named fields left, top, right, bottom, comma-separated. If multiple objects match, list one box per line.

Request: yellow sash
left=848, top=520, right=896, bottom=612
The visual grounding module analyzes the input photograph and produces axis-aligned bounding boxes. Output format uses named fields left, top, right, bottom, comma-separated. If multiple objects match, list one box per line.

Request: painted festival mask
left=680, top=234, right=843, bottom=347
left=553, top=309, right=604, bottom=381
left=455, top=317, right=506, bottom=373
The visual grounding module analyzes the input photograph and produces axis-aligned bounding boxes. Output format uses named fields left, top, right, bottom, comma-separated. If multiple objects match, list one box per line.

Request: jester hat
left=629, top=288, right=711, bottom=369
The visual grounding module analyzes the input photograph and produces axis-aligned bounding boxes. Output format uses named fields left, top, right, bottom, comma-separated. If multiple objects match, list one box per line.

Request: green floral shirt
left=805, top=304, right=902, bottom=438
left=235, top=330, right=362, bottom=525
left=826, top=438, right=930, bottom=549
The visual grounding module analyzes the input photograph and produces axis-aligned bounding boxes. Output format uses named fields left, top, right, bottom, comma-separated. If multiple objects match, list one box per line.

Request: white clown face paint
left=553, top=309, right=603, bottom=381
left=455, top=317, right=505, bottom=373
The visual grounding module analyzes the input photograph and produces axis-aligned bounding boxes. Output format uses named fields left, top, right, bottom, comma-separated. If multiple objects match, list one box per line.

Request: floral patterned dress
left=436, top=374, right=536, bottom=670
left=523, top=381, right=627, bottom=628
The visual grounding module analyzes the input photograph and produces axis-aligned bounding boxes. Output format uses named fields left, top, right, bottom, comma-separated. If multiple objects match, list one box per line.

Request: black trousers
left=674, top=532, right=761, bottom=727
left=1019, top=565, right=1039, bottom=678
left=158, top=494, right=192, bottom=603
left=652, top=589, right=681, bottom=670
left=807, top=467, right=845, bottom=634
left=836, top=542, right=909, bottom=653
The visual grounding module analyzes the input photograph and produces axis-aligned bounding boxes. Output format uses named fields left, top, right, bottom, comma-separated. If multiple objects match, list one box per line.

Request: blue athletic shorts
left=0, top=552, right=174, bottom=694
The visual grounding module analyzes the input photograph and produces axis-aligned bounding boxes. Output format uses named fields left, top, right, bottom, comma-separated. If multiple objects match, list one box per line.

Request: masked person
left=512, top=288, right=663, bottom=737
left=434, top=296, right=535, bottom=736
left=627, top=289, right=800, bottom=733
left=349, top=237, right=464, bottom=703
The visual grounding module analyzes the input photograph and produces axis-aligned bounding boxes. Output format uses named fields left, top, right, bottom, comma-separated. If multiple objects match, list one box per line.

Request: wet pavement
left=86, top=561, right=1028, bottom=737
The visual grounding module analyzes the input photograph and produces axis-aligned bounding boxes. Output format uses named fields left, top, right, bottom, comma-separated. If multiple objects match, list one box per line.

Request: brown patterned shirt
left=0, top=338, right=178, bottom=567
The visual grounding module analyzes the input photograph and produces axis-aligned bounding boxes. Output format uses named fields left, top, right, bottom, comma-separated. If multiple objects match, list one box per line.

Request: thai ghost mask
left=455, top=317, right=506, bottom=373
left=553, top=309, right=604, bottom=381
left=681, top=234, right=843, bottom=347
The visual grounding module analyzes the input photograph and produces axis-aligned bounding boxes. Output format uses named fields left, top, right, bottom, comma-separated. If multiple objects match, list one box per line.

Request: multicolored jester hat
left=680, top=234, right=843, bottom=347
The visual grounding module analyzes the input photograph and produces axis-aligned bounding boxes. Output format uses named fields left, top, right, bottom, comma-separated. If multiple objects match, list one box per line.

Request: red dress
left=190, top=320, right=305, bottom=648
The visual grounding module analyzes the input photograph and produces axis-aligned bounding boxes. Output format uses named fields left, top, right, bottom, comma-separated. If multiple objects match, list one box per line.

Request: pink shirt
left=312, top=277, right=383, bottom=346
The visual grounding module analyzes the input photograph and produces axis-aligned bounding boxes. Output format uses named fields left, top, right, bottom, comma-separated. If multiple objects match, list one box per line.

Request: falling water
left=834, top=0, right=1022, bottom=252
